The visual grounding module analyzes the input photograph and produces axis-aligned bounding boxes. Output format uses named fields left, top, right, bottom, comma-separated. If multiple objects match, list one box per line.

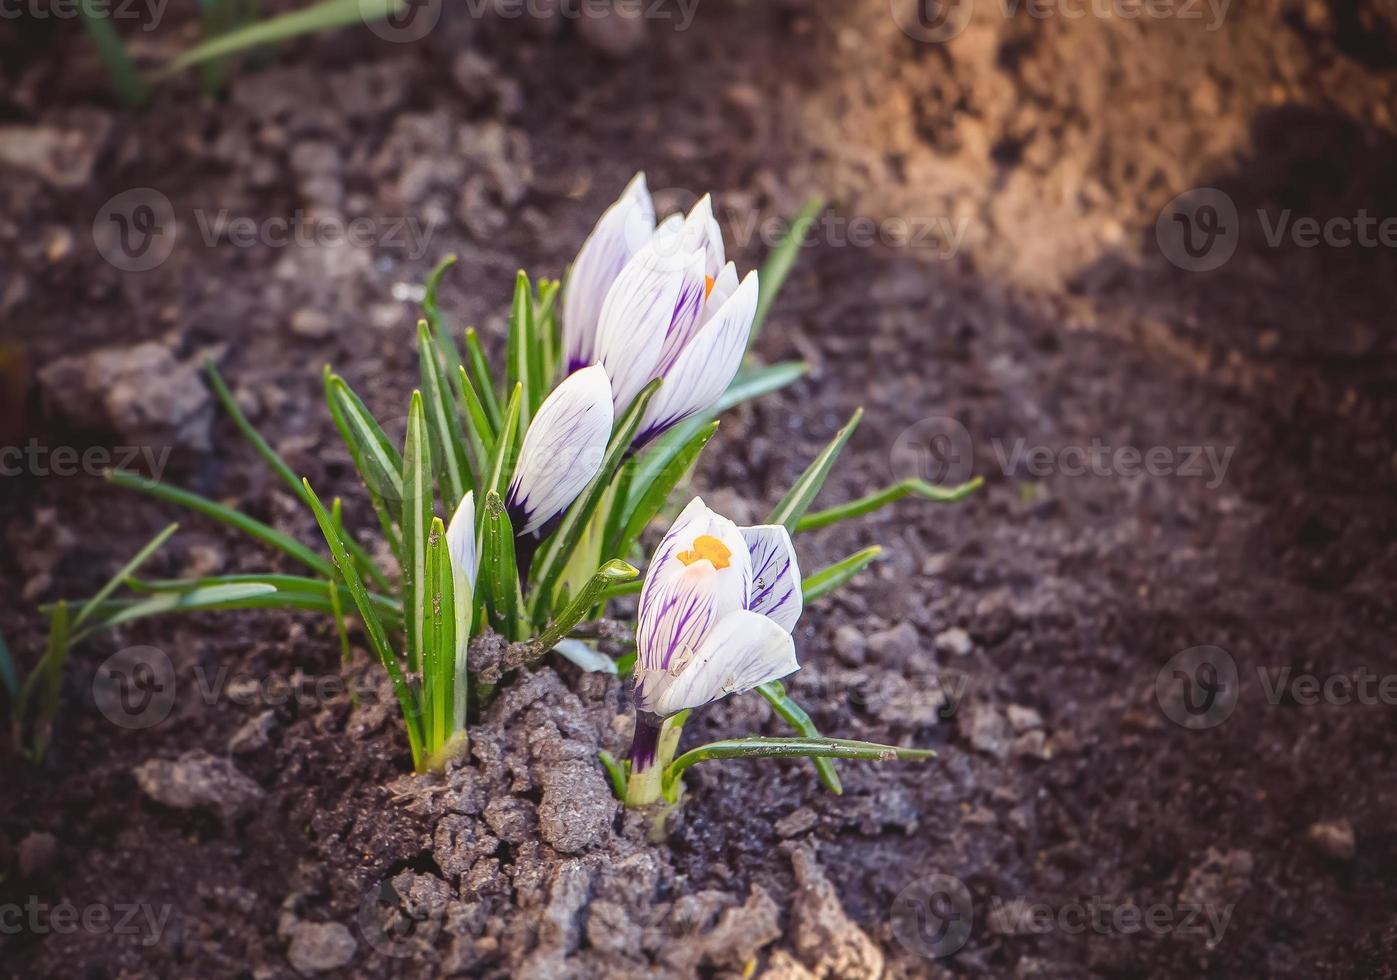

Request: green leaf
left=402, top=391, right=434, bottom=675
left=529, top=379, right=661, bottom=620
left=210, top=360, right=389, bottom=592
left=506, top=272, right=535, bottom=430
left=487, top=383, right=523, bottom=498
left=528, top=560, right=638, bottom=654
left=480, top=490, right=526, bottom=639
left=423, top=517, right=456, bottom=755
left=159, top=0, right=404, bottom=76
left=755, top=679, right=843, bottom=794
left=766, top=408, right=863, bottom=533
left=324, top=371, right=405, bottom=562
left=456, top=365, right=496, bottom=480
left=751, top=196, right=824, bottom=345
left=598, top=750, right=627, bottom=801
left=802, top=546, right=883, bottom=603
left=614, top=421, right=718, bottom=560
left=423, top=254, right=463, bottom=379
left=106, top=469, right=337, bottom=581
left=635, top=361, right=807, bottom=477
left=77, top=0, right=147, bottom=106
left=73, top=522, right=178, bottom=631
left=797, top=477, right=983, bottom=533
left=418, top=320, right=473, bottom=509
left=464, top=328, right=503, bottom=431
left=303, top=478, right=423, bottom=769
left=126, top=573, right=401, bottom=625
left=27, top=602, right=72, bottom=763
left=665, top=734, right=933, bottom=786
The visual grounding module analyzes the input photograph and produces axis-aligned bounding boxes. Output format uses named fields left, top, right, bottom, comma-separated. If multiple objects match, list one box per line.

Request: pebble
left=133, top=751, right=264, bottom=821
left=958, top=703, right=1011, bottom=759
left=290, top=308, right=333, bottom=339
left=867, top=622, right=920, bottom=662
left=775, top=807, right=819, bottom=838
left=934, top=626, right=974, bottom=657
left=285, top=921, right=356, bottom=974
left=1007, top=704, right=1043, bottom=733
left=1307, top=819, right=1355, bottom=861
left=228, top=711, right=276, bottom=756
left=831, top=624, right=867, bottom=665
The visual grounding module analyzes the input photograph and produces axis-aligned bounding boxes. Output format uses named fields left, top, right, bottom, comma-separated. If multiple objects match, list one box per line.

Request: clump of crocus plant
left=39, top=175, right=981, bottom=795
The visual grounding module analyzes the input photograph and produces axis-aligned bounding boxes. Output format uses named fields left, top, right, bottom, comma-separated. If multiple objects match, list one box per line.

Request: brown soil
left=3, top=1, right=1397, bottom=977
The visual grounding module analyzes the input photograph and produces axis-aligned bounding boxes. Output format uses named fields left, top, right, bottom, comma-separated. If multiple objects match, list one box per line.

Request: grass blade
left=506, top=272, right=534, bottom=430
left=423, top=255, right=464, bottom=381
left=324, top=370, right=403, bottom=562
left=73, top=523, right=178, bottom=631
left=28, top=602, right=71, bottom=763
left=77, top=0, right=147, bottom=106
left=751, top=196, right=825, bottom=345
left=464, top=328, right=503, bottom=431
left=487, top=384, right=523, bottom=497
left=303, top=478, right=423, bottom=768
left=402, top=391, right=434, bottom=675
left=423, top=516, right=455, bottom=755
left=802, top=546, right=883, bottom=603
left=756, top=679, right=843, bottom=794
left=418, top=320, right=473, bottom=508
left=480, top=490, right=526, bottom=639
left=456, top=366, right=495, bottom=480
left=796, top=477, right=983, bottom=533
left=106, top=469, right=336, bottom=580
left=766, top=408, right=863, bottom=533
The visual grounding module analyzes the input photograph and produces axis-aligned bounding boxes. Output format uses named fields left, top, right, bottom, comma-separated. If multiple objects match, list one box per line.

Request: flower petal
left=640, top=496, right=751, bottom=614
left=650, top=609, right=799, bottom=715
left=636, top=270, right=759, bottom=444
left=680, top=194, right=725, bottom=279
left=594, top=234, right=706, bottom=412
left=740, top=524, right=803, bottom=632
left=445, top=490, right=478, bottom=597
left=505, top=365, right=614, bottom=536
left=562, top=173, right=655, bottom=373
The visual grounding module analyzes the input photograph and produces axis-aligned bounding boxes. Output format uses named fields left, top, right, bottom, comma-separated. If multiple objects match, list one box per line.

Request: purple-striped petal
left=650, top=609, right=799, bottom=715
left=740, top=524, right=803, bottom=632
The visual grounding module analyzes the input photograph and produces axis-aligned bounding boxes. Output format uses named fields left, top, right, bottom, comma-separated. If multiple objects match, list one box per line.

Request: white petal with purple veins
left=562, top=173, right=656, bottom=373
left=445, top=490, right=478, bottom=597
left=650, top=609, right=799, bottom=715
left=740, top=524, right=803, bottom=633
left=505, top=365, right=614, bottom=536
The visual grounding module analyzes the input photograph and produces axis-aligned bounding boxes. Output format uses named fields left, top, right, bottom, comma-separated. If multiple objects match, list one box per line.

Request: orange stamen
left=676, top=534, right=731, bottom=570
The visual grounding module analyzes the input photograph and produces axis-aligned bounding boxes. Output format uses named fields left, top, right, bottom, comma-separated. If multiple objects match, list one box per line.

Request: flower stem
left=625, top=712, right=665, bottom=806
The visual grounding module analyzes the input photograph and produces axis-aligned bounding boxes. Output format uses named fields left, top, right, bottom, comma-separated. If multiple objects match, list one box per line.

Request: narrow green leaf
left=615, top=421, right=718, bottom=560
left=456, top=365, right=496, bottom=479
left=756, top=679, right=843, bottom=794
left=210, top=361, right=389, bottom=592
left=529, top=379, right=661, bottom=619
left=480, top=490, right=526, bottom=639
left=424, top=517, right=455, bottom=753
left=160, top=0, right=404, bottom=76
left=77, top=0, right=147, bottom=106
left=423, top=255, right=463, bottom=377
left=418, top=320, right=473, bottom=508
left=665, top=734, right=933, bottom=785
left=528, top=560, right=638, bottom=654
left=751, top=196, right=825, bottom=345
left=598, top=750, right=627, bottom=801
left=487, top=384, right=523, bottom=498
left=402, top=391, right=434, bottom=675
left=797, top=477, right=983, bottom=533
left=766, top=408, right=863, bottom=533
left=324, top=369, right=402, bottom=562
left=29, top=602, right=71, bottom=763
left=106, top=469, right=336, bottom=580
left=464, top=327, right=503, bottom=430
left=73, top=523, right=178, bottom=631
left=802, top=546, right=884, bottom=603
left=326, top=374, right=405, bottom=506
left=303, top=478, right=423, bottom=768
left=128, top=573, right=401, bottom=624
left=506, top=272, right=534, bottom=430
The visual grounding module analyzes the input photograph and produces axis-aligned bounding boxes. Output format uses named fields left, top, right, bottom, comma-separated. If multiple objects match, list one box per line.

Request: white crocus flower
left=591, top=196, right=759, bottom=448
left=562, top=173, right=656, bottom=374
left=505, top=364, right=615, bottom=538
left=445, top=491, right=478, bottom=734
left=632, top=496, right=802, bottom=718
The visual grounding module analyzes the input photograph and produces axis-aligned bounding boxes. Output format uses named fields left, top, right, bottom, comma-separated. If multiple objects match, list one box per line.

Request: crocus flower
left=589, top=195, right=760, bottom=448
left=445, top=491, right=478, bottom=733
left=505, top=363, right=615, bottom=539
left=562, top=173, right=656, bottom=374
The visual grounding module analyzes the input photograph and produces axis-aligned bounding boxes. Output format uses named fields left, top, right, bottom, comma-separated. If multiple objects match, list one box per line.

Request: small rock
left=483, top=796, right=538, bottom=845
left=972, top=590, right=1017, bottom=645
left=290, top=308, right=333, bottom=339
left=958, top=703, right=1011, bottom=759
left=0, top=116, right=108, bottom=188
left=285, top=921, right=356, bottom=975
left=831, top=625, right=866, bottom=666
left=133, top=750, right=263, bottom=821
left=775, top=807, right=819, bottom=838
left=867, top=622, right=919, bottom=662
left=1011, top=730, right=1050, bottom=760
left=1307, top=819, right=1355, bottom=861
left=789, top=846, right=883, bottom=978
left=536, top=759, right=616, bottom=854
left=16, top=832, right=57, bottom=877
left=228, top=711, right=276, bottom=755
left=1007, top=704, right=1043, bottom=733
left=934, top=626, right=974, bottom=657
left=577, top=5, right=647, bottom=57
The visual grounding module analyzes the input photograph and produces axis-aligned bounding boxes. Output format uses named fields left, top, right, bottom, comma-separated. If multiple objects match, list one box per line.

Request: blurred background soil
left=1, top=0, right=1396, bottom=976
